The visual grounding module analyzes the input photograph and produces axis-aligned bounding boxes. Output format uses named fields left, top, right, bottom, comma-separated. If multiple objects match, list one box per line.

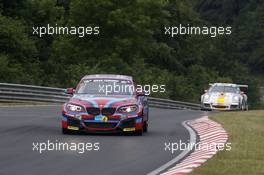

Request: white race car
left=201, top=83, right=248, bottom=111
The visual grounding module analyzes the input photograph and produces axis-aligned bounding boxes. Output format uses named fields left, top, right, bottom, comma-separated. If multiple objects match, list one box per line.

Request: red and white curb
left=160, top=116, right=228, bottom=175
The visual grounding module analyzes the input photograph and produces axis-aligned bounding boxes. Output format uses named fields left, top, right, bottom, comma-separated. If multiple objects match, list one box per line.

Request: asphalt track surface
left=0, top=106, right=207, bottom=175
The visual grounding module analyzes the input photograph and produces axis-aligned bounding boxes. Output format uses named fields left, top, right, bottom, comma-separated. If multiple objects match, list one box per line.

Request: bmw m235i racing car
left=201, top=83, right=248, bottom=111
left=62, top=74, right=149, bottom=135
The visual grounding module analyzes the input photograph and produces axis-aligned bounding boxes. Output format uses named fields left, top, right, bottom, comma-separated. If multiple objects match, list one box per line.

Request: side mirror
left=204, top=89, right=208, bottom=93
left=136, top=91, right=146, bottom=96
left=66, top=88, right=75, bottom=95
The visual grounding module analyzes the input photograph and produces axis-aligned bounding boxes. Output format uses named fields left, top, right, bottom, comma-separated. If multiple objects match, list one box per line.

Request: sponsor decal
left=94, top=115, right=108, bottom=122
left=67, top=126, right=79, bottom=130
left=123, top=128, right=136, bottom=132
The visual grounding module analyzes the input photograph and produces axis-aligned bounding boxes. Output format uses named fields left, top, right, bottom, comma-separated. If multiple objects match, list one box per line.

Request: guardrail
left=260, top=87, right=264, bottom=102
left=0, top=83, right=201, bottom=110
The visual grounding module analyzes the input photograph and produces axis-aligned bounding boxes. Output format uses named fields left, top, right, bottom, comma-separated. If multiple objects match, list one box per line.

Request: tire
left=134, top=129, right=143, bottom=136
left=62, top=128, right=70, bottom=134
left=240, top=103, right=244, bottom=111
left=201, top=108, right=208, bottom=111
left=245, top=102, right=249, bottom=111
left=143, top=121, right=148, bottom=133
left=200, top=104, right=205, bottom=111
left=241, top=100, right=247, bottom=111
left=62, top=128, right=78, bottom=134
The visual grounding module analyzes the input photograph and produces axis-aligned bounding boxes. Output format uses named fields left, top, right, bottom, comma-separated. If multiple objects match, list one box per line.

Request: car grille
left=203, top=103, right=210, bottom=108
left=86, top=107, right=100, bottom=115
left=213, top=105, right=227, bottom=109
left=102, top=108, right=116, bottom=116
left=68, top=117, right=80, bottom=127
left=107, top=116, right=120, bottom=121
left=120, top=119, right=135, bottom=128
left=86, top=107, right=116, bottom=116
left=230, top=105, right=239, bottom=109
left=84, top=122, right=117, bottom=129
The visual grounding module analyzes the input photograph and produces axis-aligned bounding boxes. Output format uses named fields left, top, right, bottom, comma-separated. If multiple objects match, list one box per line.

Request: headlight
left=66, top=104, right=85, bottom=112
left=233, top=96, right=239, bottom=102
left=118, top=105, right=138, bottom=113
left=204, top=94, right=210, bottom=102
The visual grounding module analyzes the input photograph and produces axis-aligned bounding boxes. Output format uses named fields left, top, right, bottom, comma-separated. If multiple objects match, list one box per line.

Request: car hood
left=68, top=94, right=138, bottom=108
left=209, top=92, right=234, bottom=98
left=206, top=92, right=238, bottom=104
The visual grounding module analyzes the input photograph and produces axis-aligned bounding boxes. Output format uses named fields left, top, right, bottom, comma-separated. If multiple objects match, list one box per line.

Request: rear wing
left=237, top=84, right=248, bottom=92
left=208, top=83, right=248, bottom=87
left=237, top=84, right=248, bottom=88
left=208, top=83, right=248, bottom=92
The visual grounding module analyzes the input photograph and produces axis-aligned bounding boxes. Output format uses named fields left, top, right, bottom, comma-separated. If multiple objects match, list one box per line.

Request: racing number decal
left=217, top=95, right=225, bottom=104
left=102, top=116, right=108, bottom=122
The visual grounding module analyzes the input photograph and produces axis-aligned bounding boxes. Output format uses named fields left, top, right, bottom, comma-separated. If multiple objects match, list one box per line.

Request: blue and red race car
left=62, top=74, right=149, bottom=135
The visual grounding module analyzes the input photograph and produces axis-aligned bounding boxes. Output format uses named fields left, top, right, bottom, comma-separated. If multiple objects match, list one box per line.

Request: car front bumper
left=201, top=102, right=240, bottom=111
left=61, top=114, right=143, bottom=133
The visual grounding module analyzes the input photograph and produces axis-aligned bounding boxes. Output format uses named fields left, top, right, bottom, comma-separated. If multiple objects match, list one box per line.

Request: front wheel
left=241, top=101, right=248, bottom=111
left=62, top=128, right=70, bottom=134
left=62, top=128, right=77, bottom=134
left=245, top=102, right=249, bottom=111
left=134, top=129, right=143, bottom=136
left=143, top=121, right=148, bottom=132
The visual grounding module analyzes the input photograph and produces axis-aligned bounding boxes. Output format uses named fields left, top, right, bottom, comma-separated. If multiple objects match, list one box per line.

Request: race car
left=61, top=74, right=149, bottom=135
left=201, top=83, right=248, bottom=111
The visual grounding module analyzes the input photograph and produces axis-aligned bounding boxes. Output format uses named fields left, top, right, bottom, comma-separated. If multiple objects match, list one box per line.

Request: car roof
left=82, top=74, right=133, bottom=81
left=210, top=83, right=238, bottom=87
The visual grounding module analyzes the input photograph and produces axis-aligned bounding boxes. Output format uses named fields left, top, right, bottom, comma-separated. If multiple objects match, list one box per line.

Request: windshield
left=75, top=79, right=134, bottom=96
left=209, top=86, right=239, bottom=93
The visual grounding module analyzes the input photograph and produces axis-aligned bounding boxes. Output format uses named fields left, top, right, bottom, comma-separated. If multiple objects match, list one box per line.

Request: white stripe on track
left=156, top=116, right=228, bottom=175
left=147, top=120, right=197, bottom=175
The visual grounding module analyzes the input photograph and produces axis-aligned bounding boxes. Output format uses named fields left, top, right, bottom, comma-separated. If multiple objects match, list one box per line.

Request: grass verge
left=190, top=110, right=264, bottom=175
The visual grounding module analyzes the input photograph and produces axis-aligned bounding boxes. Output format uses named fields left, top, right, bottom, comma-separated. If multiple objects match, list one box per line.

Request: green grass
left=190, top=110, right=264, bottom=175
